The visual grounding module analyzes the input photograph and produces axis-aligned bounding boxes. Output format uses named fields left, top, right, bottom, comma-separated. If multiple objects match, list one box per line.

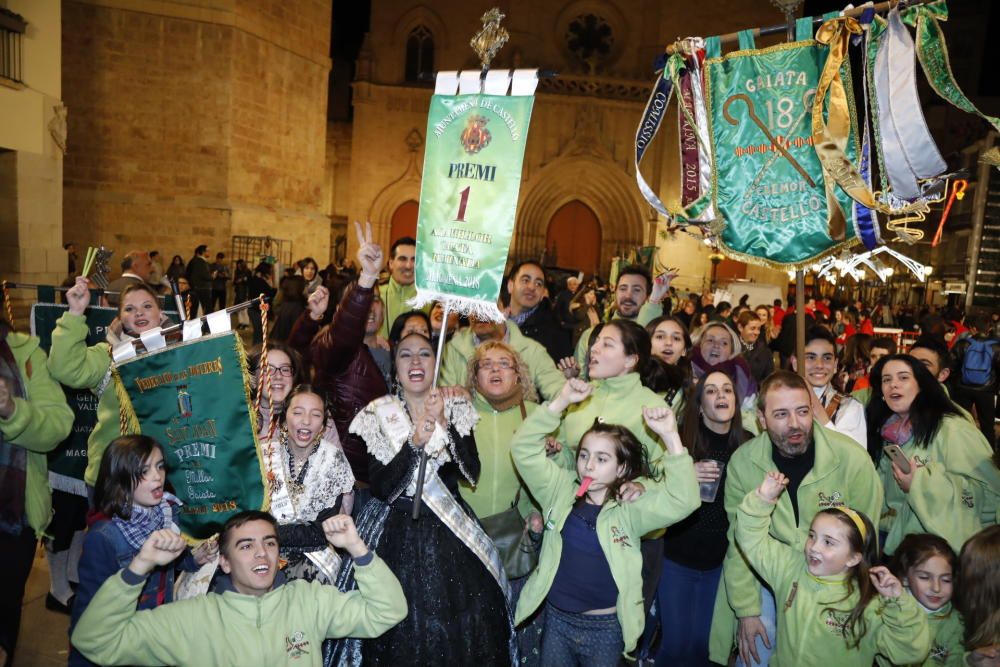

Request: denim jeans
left=654, top=558, right=722, bottom=666
left=542, top=603, right=623, bottom=667
left=734, top=584, right=776, bottom=667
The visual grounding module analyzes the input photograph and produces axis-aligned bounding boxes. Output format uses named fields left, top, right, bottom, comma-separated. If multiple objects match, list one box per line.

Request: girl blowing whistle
left=737, top=471, right=932, bottom=666
left=511, top=377, right=700, bottom=665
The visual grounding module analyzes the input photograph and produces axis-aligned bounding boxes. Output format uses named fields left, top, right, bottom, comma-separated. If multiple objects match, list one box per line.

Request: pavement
left=13, top=546, right=70, bottom=667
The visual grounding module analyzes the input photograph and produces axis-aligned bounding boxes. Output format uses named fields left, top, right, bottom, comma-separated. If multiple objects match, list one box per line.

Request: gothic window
left=565, top=14, right=614, bottom=69
left=405, top=25, right=434, bottom=83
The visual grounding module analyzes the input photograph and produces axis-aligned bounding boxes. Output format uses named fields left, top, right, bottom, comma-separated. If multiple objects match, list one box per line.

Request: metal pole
left=966, top=132, right=995, bottom=311
left=796, top=270, right=806, bottom=379
left=411, top=300, right=452, bottom=520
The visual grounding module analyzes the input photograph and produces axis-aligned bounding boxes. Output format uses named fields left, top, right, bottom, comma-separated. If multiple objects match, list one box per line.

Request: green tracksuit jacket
left=877, top=603, right=965, bottom=667
left=573, top=302, right=663, bottom=380
left=511, top=406, right=699, bottom=657
left=71, top=555, right=407, bottom=666
left=708, top=423, right=883, bottom=663
left=377, top=278, right=428, bottom=340
left=0, top=332, right=74, bottom=536
left=440, top=321, right=565, bottom=400
left=877, top=414, right=1000, bottom=556
left=47, top=312, right=122, bottom=487
left=736, top=491, right=931, bottom=666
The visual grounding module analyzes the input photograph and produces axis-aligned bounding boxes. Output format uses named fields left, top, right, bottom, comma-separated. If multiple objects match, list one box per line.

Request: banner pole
left=412, top=300, right=452, bottom=520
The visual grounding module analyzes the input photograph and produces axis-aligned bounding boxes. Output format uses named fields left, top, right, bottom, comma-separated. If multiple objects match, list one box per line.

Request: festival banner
left=704, top=22, right=861, bottom=267
left=30, top=302, right=179, bottom=496
left=113, top=331, right=265, bottom=539
left=411, top=69, right=537, bottom=320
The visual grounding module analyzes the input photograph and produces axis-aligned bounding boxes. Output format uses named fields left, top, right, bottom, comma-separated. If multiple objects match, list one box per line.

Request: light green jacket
left=878, top=414, right=1000, bottom=556
left=708, top=423, right=883, bottom=663
left=557, top=372, right=668, bottom=470
left=459, top=394, right=541, bottom=519
left=440, top=321, right=565, bottom=400
left=0, top=332, right=73, bottom=536
left=377, top=278, right=427, bottom=340
left=511, top=406, right=699, bottom=656
left=736, top=491, right=931, bottom=666
left=72, top=556, right=407, bottom=667
left=46, top=312, right=121, bottom=487
left=876, top=603, right=965, bottom=667
left=574, top=302, right=663, bottom=380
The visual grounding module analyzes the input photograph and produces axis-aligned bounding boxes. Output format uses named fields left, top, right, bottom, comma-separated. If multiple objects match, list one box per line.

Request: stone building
left=333, top=0, right=792, bottom=293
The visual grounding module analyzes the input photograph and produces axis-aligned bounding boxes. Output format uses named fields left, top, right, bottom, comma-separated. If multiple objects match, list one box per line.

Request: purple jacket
left=287, top=284, right=387, bottom=483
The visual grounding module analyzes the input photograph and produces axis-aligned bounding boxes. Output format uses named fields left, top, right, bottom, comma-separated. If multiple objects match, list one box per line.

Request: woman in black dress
left=332, top=332, right=515, bottom=666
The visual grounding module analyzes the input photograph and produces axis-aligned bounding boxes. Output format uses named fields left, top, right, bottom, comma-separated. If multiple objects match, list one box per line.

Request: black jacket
left=517, top=298, right=572, bottom=362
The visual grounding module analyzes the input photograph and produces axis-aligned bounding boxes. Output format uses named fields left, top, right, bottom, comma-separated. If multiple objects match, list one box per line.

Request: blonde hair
left=465, top=340, right=538, bottom=403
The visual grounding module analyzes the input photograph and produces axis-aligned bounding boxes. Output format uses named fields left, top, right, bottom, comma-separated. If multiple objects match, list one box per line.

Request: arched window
left=405, top=25, right=434, bottom=83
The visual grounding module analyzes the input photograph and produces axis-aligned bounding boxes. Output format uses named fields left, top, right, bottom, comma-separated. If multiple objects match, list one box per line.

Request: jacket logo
left=460, top=115, right=491, bottom=154
left=285, top=631, right=310, bottom=659
left=823, top=610, right=848, bottom=637
left=961, top=489, right=975, bottom=509
left=929, top=642, right=950, bottom=663
left=610, top=526, right=632, bottom=549
left=817, top=491, right=843, bottom=509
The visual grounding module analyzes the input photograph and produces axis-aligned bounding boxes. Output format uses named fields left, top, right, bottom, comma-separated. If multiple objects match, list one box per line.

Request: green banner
left=705, top=32, right=859, bottom=267
left=414, top=91, right=535, bottom=319
left=113, top=332, right=265, bottom=539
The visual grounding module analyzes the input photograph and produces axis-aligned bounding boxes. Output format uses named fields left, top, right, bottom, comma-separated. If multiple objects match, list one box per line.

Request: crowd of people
left=2, top=228, right=999, bottom=667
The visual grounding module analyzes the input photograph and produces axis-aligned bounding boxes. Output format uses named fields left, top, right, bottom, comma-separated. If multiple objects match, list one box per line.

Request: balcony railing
left=0, top=8, right=27, bottom=85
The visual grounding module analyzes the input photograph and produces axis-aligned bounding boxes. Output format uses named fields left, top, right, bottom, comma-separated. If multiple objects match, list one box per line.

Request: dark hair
left=578, top=419, right=660, bottom=505
left=908, top=335, right=951, bottom=373
left=589, top=320, right=664, bottom=390
left=279, top=383, right=330, bottom=429
left=390, top=236, right=416, bottom=259
left=219, top=510, right=280, bottom=557
left=150, top=251, right=159, bottom=259
left=865, top=354, right=962, bottom=463
left=645, top=316, right=693, bottom=398
left=871, top=336, right=897, bottom=354
left=121, top=254, right=135, bottom=271
left=389, top=310, right=432, bottom=346
left=298, top=257, right=318, bottom=272
left=735, top=310, right=761, bottom=331
left=507, top=260, right=545, bottom=283
left=805, top=325, right=837, bottom=348
left=95, top=435, right=165, bottom=519
left=818, top=507, right=878, bottom=649
left=215, top=252, right=225, bottom=260
left=716, top=301, right=732, bottom=314
left=171, top=255, right=184, bottom=265
left=646, top=315, right=693, bottom=355
left=681, top=369, right=748, bottom=460
left=615, top=265, right=652, bottom=293
left=889, top=533, right=957, bottom=581
left=253, top=262, right=272, bottom=277
left=251, top=342, right=308, bottom=392
left=757, top=369, right=809, bottom=412
left=195, top=244, right=208, bottom=255
left=956, top=525, right=1000, bottom=650
left=279, top=275, right=306, bottom=302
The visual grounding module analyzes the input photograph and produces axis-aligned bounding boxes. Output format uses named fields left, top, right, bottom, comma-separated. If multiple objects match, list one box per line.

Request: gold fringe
left=233, top=332, right=271, bottom=514
left=112, top=366, right=142, bottom=436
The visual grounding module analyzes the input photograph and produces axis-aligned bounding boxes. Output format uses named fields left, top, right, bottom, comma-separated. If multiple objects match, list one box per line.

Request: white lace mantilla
left=264, top=437, right=355, bottom=523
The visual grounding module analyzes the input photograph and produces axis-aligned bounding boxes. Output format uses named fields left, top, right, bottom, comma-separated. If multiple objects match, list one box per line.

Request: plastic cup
left=698, top=460, right=726, bottom=503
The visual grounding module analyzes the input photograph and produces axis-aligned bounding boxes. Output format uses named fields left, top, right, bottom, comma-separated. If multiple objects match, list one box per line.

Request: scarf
left=511, top=304, right=539, bottom=328
left=880, top=413, right=913, bottom=446
left=0, top=322, right=28, bottom=535
left=690, top=348, right=759, bottom=399
left=112, top=492, right=181, bottom=550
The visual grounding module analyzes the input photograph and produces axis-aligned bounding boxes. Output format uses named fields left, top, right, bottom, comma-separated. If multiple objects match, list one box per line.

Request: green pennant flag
left=113, top=331, right=265, bottom=539
left=704, top=28, right=860, bottom=268
left=412, top=74, right=536, bottom=320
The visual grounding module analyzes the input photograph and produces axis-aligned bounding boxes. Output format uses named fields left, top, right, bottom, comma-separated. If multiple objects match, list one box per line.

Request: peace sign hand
left=354, top=221, right=384, bottom=288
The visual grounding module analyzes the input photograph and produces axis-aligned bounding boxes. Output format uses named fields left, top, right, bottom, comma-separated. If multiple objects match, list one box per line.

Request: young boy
left=72, top=511, right=406, bottom=666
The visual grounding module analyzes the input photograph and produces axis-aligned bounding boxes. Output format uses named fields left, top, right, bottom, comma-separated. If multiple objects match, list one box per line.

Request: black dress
left=330, top=404, right=515, bottom=667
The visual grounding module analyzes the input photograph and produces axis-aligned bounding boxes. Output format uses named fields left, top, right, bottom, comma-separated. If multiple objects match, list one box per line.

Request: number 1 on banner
left=455, top=186, right=470, bottom=222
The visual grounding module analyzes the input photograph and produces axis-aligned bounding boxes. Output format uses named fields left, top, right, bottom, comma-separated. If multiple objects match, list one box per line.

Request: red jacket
left=287, top=284, right=388, bottom=483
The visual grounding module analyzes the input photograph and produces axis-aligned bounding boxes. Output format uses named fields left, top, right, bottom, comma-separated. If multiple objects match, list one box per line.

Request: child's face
left=576, top=433, right=625, bottom=499
left=133, top=448, right=166, bottom=508
left=905, top=555, right=953, bottom=611
left=286, top=392, right=325, bottom=449
left=804, top=514, right=862, bottom=576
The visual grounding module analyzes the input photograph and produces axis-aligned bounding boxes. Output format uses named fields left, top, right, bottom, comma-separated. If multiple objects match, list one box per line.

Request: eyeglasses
left=267, top=365, right=294, bottom=377
left=478, top=359, right=516, bottom=372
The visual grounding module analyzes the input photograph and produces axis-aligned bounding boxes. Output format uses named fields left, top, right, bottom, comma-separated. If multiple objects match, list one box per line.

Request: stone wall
left=62, top=0, right=332, bottom=272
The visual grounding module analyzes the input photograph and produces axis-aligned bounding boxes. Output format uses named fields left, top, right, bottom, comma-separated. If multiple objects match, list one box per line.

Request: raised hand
left=543, top=436, right=563, bottom=457
left=192, top=537, right=219, bottom=566
left=354, top=221, right=385, bottom=287
left=869, top=566, right=903, bottom=599
left=321, top=514, right=369, bottom=558
left=649, top=270, right=677, bottom=305
left=642, top=406, right=678, bottom=437
left=557, top=357, right=580, bottom=380
left=756, top=471, right=788, bottom=503
left=130, top=529, right=187, bottom=576
left=618, top=480, right=646, bottom=503
left=548, top=378, right=593, bottom=414
left=307, top=285, right=330, bottom=321
left=66, top=276, right=92, bottom=316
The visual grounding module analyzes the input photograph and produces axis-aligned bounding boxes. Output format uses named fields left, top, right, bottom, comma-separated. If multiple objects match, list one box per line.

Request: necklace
left=282, top=429, right=320, bottom=495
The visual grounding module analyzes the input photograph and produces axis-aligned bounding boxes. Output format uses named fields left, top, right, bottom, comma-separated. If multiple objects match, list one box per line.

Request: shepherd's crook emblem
left=724, top=93, right=816, bottom=187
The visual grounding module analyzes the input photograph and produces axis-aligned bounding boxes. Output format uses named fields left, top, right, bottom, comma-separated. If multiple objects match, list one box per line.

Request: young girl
left=511, top=377, right=700, bottom=664
left=736, top=471, right=931, bottom=666
left=263, top=384, right=355, bottom=584
left=69, top=435, right=213, bottom=666
left=882, top=534, right=963, bottom=666
left=956, top=525, right=1000, bottom=666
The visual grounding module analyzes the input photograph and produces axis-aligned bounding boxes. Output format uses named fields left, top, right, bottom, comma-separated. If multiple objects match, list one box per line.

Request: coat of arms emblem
left=460, top=114, right=491, bottom=154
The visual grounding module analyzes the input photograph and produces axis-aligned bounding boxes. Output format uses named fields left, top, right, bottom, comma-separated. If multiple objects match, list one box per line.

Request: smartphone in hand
left=883, top=445, right=911, bottom=474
